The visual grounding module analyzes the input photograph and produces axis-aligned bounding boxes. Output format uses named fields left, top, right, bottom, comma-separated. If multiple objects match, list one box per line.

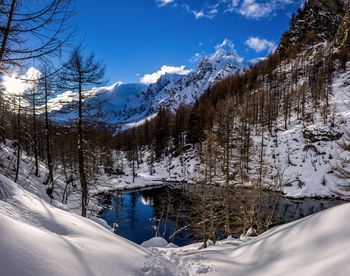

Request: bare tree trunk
left=14, top=98, right=21, bottom=183
left=132, top=150, right=135, bottom=183
left=78, top=78, right=88, bottom=217
left=44, top=73, right=54, bottom=196
left=32, top=89, right=39, bottom=177
left=224, top=110, right=232, bottom=236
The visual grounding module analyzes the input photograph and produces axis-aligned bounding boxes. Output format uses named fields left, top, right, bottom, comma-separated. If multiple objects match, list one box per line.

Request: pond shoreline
left=92, top=179, right=349, bottom=202
left=95, top=184, right=347, bottom=246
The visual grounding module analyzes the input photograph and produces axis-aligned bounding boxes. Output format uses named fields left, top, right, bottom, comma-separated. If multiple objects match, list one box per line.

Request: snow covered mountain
left=146, top=44, right=243, bottom=114
left=48, top=82, right=149, bottom=125
left=48, top=44, right=243, bottom=129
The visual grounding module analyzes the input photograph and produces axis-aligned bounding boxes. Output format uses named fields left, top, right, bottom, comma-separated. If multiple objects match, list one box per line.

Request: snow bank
left=0, top=174, right=17, bottom=200
left=141, top=237, right=168, bottom=248
left=163, top=202, right=350, bottom=276
left=0, top=174, right=147, bottom=276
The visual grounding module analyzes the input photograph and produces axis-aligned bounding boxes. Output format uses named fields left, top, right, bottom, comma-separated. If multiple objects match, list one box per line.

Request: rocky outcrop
left=334, top=2, right=350, bottom=48
left=278, top=0, right=345, bottom=57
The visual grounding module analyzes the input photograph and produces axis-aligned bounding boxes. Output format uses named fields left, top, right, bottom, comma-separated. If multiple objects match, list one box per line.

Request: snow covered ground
left=154, top=200, right=350, bottom=276
left=0, top=174, right=147, bottom=276
left=1, top=173, right=350, bottom=276
left=265, top=69, right=350, bottom=198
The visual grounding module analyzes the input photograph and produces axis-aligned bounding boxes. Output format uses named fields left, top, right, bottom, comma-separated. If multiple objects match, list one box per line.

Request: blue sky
left=74, top=0, right=303, bottom=84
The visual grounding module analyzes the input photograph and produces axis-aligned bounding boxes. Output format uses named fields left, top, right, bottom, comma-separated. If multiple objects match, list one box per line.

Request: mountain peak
left=208, top=39, right=244, bottom=67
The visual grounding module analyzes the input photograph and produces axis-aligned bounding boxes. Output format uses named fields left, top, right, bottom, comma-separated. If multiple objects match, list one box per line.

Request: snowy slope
left=1, top=173, right=350, bottom=276
left=262, top=69, right=350, bottom=198
left=0, top=174, right=147, bottom=276
left=158, top=201, right=350, bottom=276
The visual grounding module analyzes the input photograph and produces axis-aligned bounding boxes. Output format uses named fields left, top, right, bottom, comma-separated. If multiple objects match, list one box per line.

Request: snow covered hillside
left=159, top=201, right=350, bottom=276
left=1, top=173, right=350, bottom=276
left=48, top=43, right=242, bottom=129
left=0, top=174, right=147, bottom=276
left=260, top=69, right=350, bottom=198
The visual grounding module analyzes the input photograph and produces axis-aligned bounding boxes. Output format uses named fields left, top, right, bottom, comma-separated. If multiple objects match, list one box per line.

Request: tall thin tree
left=60, top=48, right=105, bottom=217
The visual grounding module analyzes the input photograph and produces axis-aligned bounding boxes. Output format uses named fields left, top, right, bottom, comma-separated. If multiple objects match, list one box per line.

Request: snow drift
left=0, top=174, right=147, bottom=276
left=176, top=202, right=350, bottom=275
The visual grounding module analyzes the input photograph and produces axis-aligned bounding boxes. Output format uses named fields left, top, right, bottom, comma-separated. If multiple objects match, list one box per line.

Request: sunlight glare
left=2, top=73, right=27, bottom=96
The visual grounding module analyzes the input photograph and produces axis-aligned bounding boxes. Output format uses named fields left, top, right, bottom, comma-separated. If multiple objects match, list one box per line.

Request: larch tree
left=23, top=67, right=42, bottom=177
left=60, top=48, right=105, bottom=217
left=38, top=65, right=58, bottom=198
left=0, top=0, right=74, bottom=74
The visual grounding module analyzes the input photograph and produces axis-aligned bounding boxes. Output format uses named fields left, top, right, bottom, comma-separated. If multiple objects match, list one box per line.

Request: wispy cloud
left=140, top=65, right=191, bottom=84
left=249, top=56, right=267, bottom=65
left=182, top=4, right=218, bottom=20
left=245, top=36, right=276, bottom=53
left=157, top=0, right=175, bottom=7
left=157, top=0, right=297, bottom=20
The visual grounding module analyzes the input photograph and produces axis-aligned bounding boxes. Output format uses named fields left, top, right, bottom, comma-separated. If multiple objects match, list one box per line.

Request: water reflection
left=97, top=186, right=345, bottom=246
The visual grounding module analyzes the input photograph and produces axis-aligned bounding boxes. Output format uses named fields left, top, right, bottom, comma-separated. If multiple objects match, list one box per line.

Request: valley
left=1, top=0, right=350, bottom=275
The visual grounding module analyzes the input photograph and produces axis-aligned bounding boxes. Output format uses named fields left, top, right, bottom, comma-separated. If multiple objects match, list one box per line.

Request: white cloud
left=157, top=0, right=175, bottom=7
left=224, top=0, right=296, bottom=19
left=24, top=67, right=41, bottom=89
left=181, top=3, right=221, bottom=20
left=231, top=0, right=240, bottom=7
left=246, top=37, right=276, bottom=53
left=182, top=4, right=205, bottom=19
left=238, top=0, right=273, bottom=18
left=140, top=65, right=191, bottom=84
left=193, top=10, right=205, bottom=19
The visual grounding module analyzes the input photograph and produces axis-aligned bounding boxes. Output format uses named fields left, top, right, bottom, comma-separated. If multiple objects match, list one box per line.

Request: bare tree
left=60, top=48, right=105, bottom=217
left=333, top=131, right=350, bottom=193
left=0, top=0, right=74, bottom=73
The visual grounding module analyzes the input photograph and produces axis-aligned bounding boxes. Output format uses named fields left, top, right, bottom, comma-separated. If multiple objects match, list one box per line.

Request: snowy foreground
left=1, top=174, right=350, bottom=276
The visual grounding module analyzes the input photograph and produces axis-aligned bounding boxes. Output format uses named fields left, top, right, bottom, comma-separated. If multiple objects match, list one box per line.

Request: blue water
left=98, top=188, right=193, bottom=246
left=98, top=186, right=345, bottom=246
